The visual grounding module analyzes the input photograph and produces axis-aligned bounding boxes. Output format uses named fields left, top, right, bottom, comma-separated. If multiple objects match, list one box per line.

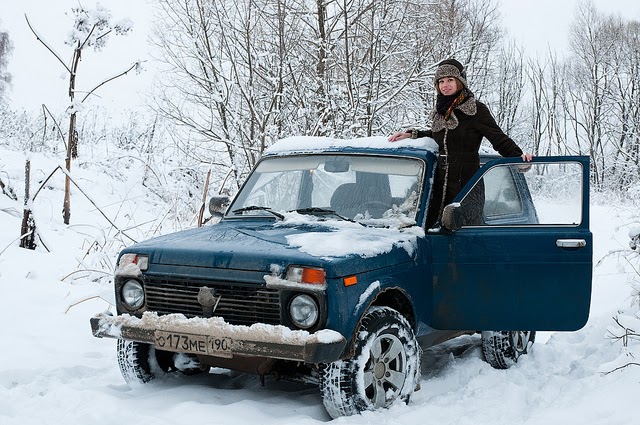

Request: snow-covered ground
left=1, top=144, right=639, bottom=425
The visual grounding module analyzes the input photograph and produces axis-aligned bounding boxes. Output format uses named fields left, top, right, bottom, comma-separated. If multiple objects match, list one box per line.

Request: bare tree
left=0, top=20, right=12, bottom=101
left=559, top=1, right=640, bottom=191
left=526, top=52, right=572, bottom=156
left=150, top=0, right=507, bottom=188
left=26, top=5, right=137, bottom=224
left=487, top=42, right=526, bottom=140
left=607, top=19, right=640, bottom=190
left=392, top=0, right=505, bottom=128
left=150, top=0, right=301, bottom=189
left=566, top=0, right=620, bottom=188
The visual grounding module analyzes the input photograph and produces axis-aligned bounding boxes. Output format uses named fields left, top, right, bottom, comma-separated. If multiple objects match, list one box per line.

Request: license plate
left=154, top=331, right=233, bottom=358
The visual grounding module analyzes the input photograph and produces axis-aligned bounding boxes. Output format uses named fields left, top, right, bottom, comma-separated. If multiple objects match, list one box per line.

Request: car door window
left=458, top=162, right=583, bottom=227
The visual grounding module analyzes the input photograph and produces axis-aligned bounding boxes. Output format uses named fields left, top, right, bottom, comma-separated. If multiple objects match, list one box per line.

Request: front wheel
left=481, top=331, right=536, bottom=369
left=116, top=339, right=208, bottom=385
left=117, top=339, right=178, bottom=384
left=320, top=307, right=421, bottom=418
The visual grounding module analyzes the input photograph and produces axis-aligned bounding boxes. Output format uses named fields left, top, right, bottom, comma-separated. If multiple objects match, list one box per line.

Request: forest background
left=2, top=0, right=640, bottom=219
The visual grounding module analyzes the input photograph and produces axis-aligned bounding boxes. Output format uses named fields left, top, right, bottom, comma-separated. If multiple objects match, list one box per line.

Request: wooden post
left=62, top=42, right=81, bottom=225
left=63, top=112, right=75, bottom=225
left=20, top=160, right=37, bottom=250
left=198, top=169, right=212, bottom=227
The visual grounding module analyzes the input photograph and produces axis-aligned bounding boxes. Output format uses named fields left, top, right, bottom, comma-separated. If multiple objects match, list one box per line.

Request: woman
left=388, top=58, right=532, bottom=228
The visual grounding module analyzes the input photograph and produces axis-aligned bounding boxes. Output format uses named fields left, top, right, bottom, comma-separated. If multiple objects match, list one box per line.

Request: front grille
left=144, top=277, right=281, bottom=326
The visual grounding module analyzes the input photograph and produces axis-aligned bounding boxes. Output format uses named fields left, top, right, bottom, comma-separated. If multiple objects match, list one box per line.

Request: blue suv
left=91, top=136, right=592, bottom=418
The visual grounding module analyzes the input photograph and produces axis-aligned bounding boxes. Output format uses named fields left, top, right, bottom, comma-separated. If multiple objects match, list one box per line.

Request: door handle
left=556, top=239, right=587, bottom=248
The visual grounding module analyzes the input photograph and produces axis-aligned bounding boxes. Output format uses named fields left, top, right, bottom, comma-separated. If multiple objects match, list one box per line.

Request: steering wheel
left=361, top=201, right=390, bottom=217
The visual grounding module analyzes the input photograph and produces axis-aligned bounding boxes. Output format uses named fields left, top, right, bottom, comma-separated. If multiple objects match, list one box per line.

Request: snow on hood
left=277, top=211, right=424, bottom=259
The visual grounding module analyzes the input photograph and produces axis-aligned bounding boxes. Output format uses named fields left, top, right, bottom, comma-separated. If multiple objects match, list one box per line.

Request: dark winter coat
left=416, top=98, right=523, bottom=228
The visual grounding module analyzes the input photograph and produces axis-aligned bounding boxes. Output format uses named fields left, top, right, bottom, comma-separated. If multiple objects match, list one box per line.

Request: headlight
left=121, top=279, right=145, bottom=310
left=289, top=294, right=319, bottom=329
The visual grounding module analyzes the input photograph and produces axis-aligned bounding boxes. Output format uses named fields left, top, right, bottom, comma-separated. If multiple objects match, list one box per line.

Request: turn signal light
left=343, top=276, right=357, bottom=286
left=287, top=266, right=326, bottom=284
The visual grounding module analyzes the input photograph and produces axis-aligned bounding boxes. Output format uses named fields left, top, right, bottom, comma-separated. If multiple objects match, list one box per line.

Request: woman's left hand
left=521, top=153, right=533, bottom=161
left=388, top=131, right=410, bottom=142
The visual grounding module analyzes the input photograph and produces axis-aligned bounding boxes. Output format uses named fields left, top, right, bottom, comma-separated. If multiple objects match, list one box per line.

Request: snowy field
left=1, top=145, right=639, bottom=425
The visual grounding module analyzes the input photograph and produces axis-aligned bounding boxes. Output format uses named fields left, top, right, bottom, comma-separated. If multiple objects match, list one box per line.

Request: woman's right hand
left=388, top=131, right=410, bottom=142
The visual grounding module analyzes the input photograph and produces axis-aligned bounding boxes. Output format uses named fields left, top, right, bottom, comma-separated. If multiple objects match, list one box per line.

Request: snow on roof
left=264, top=135, right=438, bottom=155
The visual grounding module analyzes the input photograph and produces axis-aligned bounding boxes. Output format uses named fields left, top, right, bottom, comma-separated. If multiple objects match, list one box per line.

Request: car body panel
left=429, top=156, right=592, bottom=331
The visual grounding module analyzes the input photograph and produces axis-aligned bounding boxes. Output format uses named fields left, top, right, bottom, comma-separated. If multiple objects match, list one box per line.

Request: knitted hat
left=433, top=58, right=468, bottom=90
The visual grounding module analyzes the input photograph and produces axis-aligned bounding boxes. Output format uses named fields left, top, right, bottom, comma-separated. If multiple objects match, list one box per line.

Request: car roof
left=263, top=136, right=437, bottom=159
left=264, top=136, right=505, bottom=162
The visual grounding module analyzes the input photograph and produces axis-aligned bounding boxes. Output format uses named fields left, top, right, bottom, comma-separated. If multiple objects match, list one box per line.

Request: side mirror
left=209, top=195, right=230, bottom=217
left=441, top=203, right=463, bottom=231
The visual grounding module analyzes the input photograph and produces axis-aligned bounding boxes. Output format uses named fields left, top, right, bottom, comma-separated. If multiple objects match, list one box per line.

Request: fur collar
left=431, top=98, right=478, bottom=132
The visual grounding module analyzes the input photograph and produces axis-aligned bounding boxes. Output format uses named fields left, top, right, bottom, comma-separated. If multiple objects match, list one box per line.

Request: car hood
left=122, top=217, right=423, bottom=278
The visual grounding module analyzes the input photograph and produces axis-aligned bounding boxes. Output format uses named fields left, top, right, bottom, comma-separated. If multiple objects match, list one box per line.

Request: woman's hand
left=521, top=152, right=533, bottom=161
left=388, top=131, right=410, bottom=142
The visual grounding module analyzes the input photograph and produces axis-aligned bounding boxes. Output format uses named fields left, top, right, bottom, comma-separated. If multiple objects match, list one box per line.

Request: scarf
left=436, top=89, right=465, bottom=119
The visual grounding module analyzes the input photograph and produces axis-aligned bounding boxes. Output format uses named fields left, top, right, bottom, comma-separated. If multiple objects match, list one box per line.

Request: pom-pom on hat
left=434, top=58, right=468, bottom=90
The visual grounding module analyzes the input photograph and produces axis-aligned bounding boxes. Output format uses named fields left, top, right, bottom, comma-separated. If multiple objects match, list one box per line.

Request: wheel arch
left=342, top=286, right=417, bottom=358
left=370, top=287, right=416, bottom=329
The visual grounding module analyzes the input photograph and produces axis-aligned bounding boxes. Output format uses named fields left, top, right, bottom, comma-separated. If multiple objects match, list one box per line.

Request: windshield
left=227, top=154, right=424, bottom=223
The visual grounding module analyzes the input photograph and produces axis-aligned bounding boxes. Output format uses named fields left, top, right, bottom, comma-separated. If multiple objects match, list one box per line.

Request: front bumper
left=90, top=312, right=347, bottom=363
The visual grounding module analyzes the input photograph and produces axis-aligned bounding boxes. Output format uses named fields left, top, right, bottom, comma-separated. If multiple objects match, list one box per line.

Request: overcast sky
left=2, top=0, right=640, bottom=113
left=500, top=0, right=640, bottom=54
left=1, top=0, right=154, bottom=114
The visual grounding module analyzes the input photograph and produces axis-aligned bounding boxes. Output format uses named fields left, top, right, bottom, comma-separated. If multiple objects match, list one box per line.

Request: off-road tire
left=481, top=331, right=536, bottom=370
left=320, top=306, right=421, bottom=418
left=117, top=339, right=172, bottom=385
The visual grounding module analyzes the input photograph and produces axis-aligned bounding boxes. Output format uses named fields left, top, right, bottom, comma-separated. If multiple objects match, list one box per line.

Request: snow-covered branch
left=81, top=61, right=141, bottom=103
left=24, top=14, right=72, bottom=74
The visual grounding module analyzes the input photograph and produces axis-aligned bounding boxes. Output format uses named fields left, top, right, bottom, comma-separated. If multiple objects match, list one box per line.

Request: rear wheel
left=320, top=307, right=421, bottom=418
left=481, top=331, right=536, bottom=369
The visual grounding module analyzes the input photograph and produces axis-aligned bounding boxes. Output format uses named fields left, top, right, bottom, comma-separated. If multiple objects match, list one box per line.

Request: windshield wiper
left=232, top=206, right=284, bottom=220
left=293, top=207, right=354, bottom=222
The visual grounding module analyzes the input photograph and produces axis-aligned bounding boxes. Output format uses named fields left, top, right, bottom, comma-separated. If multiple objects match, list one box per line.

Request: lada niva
left=91, top=136, right=592, bottom=418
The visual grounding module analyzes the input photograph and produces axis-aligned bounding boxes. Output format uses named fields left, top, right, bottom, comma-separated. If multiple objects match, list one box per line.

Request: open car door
left=429, top=156, right=592, bottom=331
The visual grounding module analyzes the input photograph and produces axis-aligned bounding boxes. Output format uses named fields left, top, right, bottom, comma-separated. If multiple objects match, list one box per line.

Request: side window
left=458, top=162, right=583, bottom=227
left=522, top=162, right=583, bottom=225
